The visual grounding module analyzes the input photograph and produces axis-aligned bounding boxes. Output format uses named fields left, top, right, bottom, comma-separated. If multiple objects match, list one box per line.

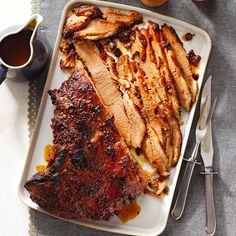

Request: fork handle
left=171, top=160, right=196, bottom=220
left=204, top=174, right=216, bottom=235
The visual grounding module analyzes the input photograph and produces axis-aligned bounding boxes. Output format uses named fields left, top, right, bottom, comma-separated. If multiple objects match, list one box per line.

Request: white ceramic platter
left=19, top=0, right=212, bottom=235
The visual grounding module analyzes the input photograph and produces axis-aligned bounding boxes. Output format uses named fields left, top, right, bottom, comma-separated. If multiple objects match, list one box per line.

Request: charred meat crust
left=25, top=68, right=148, bottom=221
left=187, top=49, right=201, bottom=67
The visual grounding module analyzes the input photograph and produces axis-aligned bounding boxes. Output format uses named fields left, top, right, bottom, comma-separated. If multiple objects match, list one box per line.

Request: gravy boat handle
left=0, top=65, right=7, bottom=84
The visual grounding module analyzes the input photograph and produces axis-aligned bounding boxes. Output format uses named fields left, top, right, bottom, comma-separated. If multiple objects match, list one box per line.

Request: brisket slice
left=73, top=18, right=120, bottom=41
left=148, top=22, right=181, bottom=119
left=74, top=41, right=146, bottom=148
left=162, top=24, right=198, bottom=103
left=147, top=22, right=192, bottom=112
left=25, top=68, right=147, bottom=221
left=72, top=8, right=142, bottom=41
left=103, top=8, right=143, bottom=25
left=63, top=5, right=103, bottom=38
left=165, top=48, right=192, bottom=112
left=130, top=28, right=182, bottom=169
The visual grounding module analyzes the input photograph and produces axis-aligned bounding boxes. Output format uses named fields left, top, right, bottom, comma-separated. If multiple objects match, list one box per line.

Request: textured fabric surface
left=31, top=0, right=236, bottom=235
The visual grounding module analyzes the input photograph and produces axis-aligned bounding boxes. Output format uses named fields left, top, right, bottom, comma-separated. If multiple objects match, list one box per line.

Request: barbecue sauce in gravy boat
left=0, top=15, right=49, bottom=84
left=0, top=29, right=33, bottom=67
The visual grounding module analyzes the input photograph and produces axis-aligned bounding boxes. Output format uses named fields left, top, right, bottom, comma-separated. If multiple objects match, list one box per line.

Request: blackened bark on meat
left=25, top=68, right=147, bottom=221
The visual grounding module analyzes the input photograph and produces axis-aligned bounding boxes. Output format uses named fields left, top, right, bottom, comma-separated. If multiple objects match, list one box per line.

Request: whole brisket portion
left=25, top=68, right=147, bottom=221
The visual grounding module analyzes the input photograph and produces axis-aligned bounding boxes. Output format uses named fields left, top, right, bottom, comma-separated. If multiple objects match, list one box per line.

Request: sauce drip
left=35, top=144, right=53, bottom=172
left=44, top=144, right=53, bottom=162
left=118, top=202, right=141, bottom=223
left=0, top=29, right=32, bottom=66
left=36, top=164, right=46, bottom=172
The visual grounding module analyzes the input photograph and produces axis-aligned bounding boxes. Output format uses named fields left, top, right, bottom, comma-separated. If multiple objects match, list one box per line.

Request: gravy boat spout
left=25, top=14, right=44, bottom=68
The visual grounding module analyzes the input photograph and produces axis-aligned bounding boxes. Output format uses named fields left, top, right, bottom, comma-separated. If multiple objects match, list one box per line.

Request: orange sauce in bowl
left=118, top=202, right=141, bottom=223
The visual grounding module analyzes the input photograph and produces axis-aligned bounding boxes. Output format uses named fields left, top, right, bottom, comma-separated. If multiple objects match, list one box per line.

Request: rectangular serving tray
left=18, top=0, right=212, bottom=235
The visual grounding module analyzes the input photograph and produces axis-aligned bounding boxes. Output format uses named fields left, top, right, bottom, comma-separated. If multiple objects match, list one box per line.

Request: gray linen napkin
left=29, top=0, right=236, bottom=235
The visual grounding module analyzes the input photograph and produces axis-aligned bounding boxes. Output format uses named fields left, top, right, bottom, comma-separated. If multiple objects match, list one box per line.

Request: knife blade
left=200, top=75, right=216, bottom=169
left=200, top=75, right=217, bottom=235
left=171, top=76, right=213, bottom=220
left=200, top=76, right=212, bottom=130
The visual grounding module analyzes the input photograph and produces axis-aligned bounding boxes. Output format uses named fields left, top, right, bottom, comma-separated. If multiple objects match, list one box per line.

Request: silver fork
left=171, top=97, right=217, bottom=220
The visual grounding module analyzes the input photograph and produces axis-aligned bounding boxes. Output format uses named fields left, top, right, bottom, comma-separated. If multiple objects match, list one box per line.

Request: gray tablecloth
left=32, top=0, right=236, bottom=235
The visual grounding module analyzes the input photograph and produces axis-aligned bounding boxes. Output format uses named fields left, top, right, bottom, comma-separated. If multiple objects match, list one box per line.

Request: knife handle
left=204, top=174, right=216, bottom=235
left=171, top=160, right=196, bottom=220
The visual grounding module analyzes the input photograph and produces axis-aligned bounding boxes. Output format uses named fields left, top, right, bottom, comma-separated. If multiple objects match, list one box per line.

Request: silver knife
left=171, top=75, right=214, bottom=220
left=200, top=76, right=217, bottom=235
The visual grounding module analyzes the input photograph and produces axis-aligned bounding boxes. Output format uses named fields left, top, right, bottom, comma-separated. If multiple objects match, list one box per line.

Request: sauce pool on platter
left=118, top=201, right=141, bottom=223
left=35, top=144, right=53, bottom=172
